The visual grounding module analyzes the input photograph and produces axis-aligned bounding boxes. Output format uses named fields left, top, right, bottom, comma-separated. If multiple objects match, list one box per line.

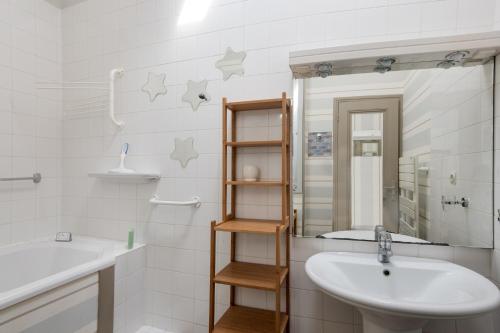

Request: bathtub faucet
left=55, top=232, right=72, bottom=242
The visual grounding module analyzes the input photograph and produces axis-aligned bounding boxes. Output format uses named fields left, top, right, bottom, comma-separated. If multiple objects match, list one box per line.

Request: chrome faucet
left=374, top=225, right=385, bottom=241
left=377, top=229, right=393, bottom=263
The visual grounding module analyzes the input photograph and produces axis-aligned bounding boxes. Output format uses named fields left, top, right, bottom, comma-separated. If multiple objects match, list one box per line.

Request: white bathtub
left=0, top=237, right=129, bottom=311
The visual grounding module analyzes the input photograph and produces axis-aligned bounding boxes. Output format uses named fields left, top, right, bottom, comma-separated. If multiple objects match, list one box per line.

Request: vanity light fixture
left=437, top=50, right=470, bottom=69
left=178, top=0, right=212, bottom=25
left=445, top=50, right=470, bottom=61
left=315, top=63, right=333, bottom=78
left=374, top=57, right=396, bottom=74
left=437, top=60, right=459, bottom=69
left=376, top=57, right=396, bottom=67
left=374, top=65, right=391, bottom=73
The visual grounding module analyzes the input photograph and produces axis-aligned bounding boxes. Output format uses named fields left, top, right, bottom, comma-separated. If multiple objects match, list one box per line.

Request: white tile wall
left=136, top=326, right=170, bottom=333
left=492, top=56, right=500, bottom=300
left=41, top=0, right=500, bottom=332
left=114, top=245, right=147, bottom=333
left=0, top=0, right=62, bottom=246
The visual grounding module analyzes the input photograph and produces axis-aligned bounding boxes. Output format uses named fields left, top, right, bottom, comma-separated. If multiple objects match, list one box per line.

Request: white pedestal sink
left=305, top=252, right=500, bottom=333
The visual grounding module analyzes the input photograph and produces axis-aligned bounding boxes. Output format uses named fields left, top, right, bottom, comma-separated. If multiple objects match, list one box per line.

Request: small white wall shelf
left=88, top=173, right=160, bottom=183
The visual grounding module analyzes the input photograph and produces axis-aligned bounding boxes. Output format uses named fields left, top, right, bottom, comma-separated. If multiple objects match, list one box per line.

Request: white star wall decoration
left=181, top=80, right=211, bottom=111
left=170, top=137, right=199, bottom=168
left=215, top=47, right=246, bottom=80
left=141, top=72, right=168, bottom=102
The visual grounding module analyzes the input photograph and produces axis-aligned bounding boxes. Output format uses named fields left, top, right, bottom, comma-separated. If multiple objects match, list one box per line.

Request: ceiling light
left=178, top=0, right=212, bottom=25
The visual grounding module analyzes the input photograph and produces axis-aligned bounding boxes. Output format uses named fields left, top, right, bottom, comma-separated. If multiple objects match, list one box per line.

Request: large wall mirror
left=290, top=34, right=499, bottom=248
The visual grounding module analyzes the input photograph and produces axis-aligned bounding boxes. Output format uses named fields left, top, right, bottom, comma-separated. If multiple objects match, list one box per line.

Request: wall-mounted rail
left=35, top=81, right=108, bottom=90
left=0, top=173, right=42, bottom=183
left=149, top=195, right=201, bottom=208
left=37, top=68, right=125, bottom=128
left=109, top=68, right=125, bottom=127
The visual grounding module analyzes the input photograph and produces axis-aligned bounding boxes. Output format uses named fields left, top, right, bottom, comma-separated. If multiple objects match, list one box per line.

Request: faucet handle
left=374, top=225, right=385, bottom=240
left=376, top=231, right=393, bottom=263
left=379, top=231, right=393, bottom=251
left=385, top=233, right=393, bottom=254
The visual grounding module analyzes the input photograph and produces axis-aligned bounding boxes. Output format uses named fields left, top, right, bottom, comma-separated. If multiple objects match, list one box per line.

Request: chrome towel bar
left=0, top=173, right=42, bottom=183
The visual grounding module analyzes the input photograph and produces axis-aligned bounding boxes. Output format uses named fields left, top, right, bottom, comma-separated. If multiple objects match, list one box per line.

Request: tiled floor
left=136, top=326, right=170, bottom=333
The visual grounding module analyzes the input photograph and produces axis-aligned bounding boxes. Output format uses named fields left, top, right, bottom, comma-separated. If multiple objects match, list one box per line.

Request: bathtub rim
left=0, top=236, right=141, bottom=311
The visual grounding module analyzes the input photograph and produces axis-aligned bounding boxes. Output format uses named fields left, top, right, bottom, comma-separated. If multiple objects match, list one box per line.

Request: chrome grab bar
left=0, top=173, right=42, bottom=183
left=149, top=195, right=201, bottom=208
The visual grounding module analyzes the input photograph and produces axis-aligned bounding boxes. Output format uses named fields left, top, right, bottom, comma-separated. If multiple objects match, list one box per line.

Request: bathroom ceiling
left=45, top=0, right=86, bottom=9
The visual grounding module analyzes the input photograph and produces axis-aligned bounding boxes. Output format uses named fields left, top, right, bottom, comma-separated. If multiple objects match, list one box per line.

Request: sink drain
left=383, top=269, right=391, bottom=276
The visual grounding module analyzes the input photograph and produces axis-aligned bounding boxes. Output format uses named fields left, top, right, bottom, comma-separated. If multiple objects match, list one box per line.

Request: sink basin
left=305, top=252, right=500, bottom=333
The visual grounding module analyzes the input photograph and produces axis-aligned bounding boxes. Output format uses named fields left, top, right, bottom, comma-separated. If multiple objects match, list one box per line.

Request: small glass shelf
left=88, top=172, right=160, bottom=183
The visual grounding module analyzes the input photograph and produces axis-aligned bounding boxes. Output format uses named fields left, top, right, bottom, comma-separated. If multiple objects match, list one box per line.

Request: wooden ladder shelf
left=209, top=93, right=291, bottom=333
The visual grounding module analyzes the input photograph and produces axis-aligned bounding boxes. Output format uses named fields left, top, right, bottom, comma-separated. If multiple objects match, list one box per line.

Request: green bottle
left=127, top=228, right=134, bottom=250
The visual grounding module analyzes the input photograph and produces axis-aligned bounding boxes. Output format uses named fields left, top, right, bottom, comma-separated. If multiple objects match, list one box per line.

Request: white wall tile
left=454, top=246, right=492, bottom=277
left=457, top=0, right=495, bottom=30
left=421, top=0, right=458, bottom=33
left=0, top=0, right=62, bottom=247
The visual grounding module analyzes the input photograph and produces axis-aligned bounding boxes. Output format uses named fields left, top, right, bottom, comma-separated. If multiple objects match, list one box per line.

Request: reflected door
left=335, top=96, right=401, bottom=232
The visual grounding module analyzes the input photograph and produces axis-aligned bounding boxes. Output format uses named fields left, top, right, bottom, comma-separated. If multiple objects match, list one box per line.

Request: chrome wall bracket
left=441, top=196, right=470, bottom=209
left=0, top=173, right=41, bottom=184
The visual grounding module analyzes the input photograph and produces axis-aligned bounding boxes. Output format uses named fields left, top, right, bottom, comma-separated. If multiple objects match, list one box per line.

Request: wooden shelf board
left=213, top=305, right=288, bottom=333
left=214, top=262, right=288, bottom=291
left=215, top=218, right=287, bottom=234
left=225, top=140, right=283, bottom=147
left=226, top=180, right=283, bottom=186
left=226, top=98, right=290, bottom=112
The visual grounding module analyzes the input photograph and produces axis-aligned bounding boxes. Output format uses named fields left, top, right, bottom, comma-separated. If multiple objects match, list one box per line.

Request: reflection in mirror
left=293, top=61, right=494, bottom=248
left=351, top=112, right=384, bottom=230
